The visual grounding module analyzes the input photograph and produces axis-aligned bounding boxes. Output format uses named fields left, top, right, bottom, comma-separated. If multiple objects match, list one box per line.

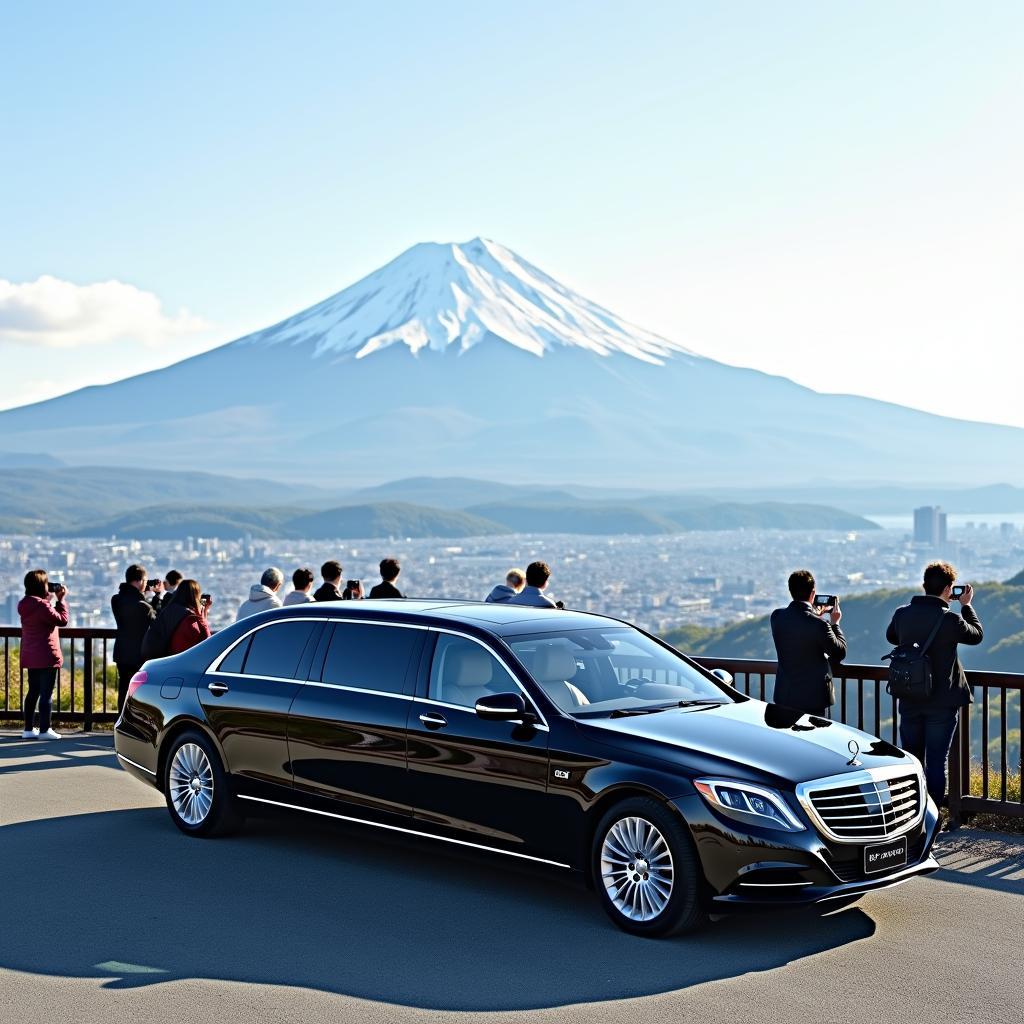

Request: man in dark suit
left=770, top=570, right=846, bottom=716
left=887, top=561, right=983, bottom=805
left=314, top=560, right=344, bottom=602
left=111, top=564, right=157, bottom=710
left=369, top=557, right=404, bottom=599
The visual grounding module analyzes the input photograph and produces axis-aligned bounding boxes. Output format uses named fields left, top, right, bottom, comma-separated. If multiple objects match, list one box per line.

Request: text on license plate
left=864, top=835, right=908, bottom=874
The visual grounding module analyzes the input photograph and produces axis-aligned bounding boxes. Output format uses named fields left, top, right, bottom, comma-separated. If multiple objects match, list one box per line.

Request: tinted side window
left=243, top=622, right=318, bottom=680
left=321, top=623, right=420, bottom=696
left=218, top=635, right=250, bottom=674
left=428, top=634, right=516, bottom=708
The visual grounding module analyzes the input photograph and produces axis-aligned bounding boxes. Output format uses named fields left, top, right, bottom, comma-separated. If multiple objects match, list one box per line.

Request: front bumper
left=674, top=790, right=941, bottom=907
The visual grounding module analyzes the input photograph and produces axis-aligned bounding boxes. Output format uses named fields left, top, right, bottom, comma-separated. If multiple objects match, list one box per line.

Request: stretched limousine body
left=114, top=600, right=940, bottom=935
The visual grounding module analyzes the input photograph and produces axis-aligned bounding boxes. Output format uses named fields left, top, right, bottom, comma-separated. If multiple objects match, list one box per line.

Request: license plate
left=864, top=835, right=908, bottom=874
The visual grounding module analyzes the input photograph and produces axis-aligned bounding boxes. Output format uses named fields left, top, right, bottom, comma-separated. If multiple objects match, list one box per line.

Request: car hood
left=577, top=698, right=915, bottom=786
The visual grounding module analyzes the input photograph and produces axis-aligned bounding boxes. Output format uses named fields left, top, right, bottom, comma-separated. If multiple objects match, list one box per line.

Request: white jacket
left=283, top=590, right=315, bottom=606
left=236, top=584, right=283, bottom=621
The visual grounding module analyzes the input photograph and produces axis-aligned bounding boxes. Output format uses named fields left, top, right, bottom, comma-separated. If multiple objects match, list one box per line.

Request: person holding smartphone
left=886, top=562, right=983, bottom=806
left=769, top=569, right=846, bottom=717
left=165, top=581, right=213, bottom=655
left=17, top=569, right=69, bottom=739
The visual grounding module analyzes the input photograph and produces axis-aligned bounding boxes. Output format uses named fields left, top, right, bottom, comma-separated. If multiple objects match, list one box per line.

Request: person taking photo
left=111, top=564, right=157, bottom=710
left=886, top=561, right=983, bottom=806
left=18, top=570, right=69, bottom=740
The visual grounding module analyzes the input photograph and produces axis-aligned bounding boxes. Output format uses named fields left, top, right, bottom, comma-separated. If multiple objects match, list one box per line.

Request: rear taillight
left=127, top=671, right=148, bottom=699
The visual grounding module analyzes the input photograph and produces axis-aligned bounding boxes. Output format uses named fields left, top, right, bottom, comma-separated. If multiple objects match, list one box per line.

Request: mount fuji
left=0, top=237, right=1020, bottom=488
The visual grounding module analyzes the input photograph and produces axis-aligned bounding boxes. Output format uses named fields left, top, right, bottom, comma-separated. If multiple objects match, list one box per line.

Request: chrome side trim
left=117, top=752, right=157, bottom=776
left=206, top=616, right=341, bottom=673
left=795, top=764, right=926, bottom=844
left=302, top=680, right=411, bottom=700
left=739, top=881, right=813, bottom=888
left=236, top=795, right=571, bottom=869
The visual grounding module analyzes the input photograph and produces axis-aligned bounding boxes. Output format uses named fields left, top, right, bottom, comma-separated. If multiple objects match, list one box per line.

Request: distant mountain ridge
left=0, top=239, right=1021, bottom=487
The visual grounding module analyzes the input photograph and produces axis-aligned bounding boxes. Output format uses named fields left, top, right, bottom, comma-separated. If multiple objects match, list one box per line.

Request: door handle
left=207, top=681, right=230, bottom=696
left=418, top=712, right=447, bottom=729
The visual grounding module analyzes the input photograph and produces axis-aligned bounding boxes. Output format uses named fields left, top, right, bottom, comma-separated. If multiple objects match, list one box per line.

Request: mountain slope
left=0, top=238, right=1021, bottom=488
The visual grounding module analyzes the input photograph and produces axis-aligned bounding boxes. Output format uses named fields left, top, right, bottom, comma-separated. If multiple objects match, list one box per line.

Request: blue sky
left=2, top=2, right=1022, bottom=423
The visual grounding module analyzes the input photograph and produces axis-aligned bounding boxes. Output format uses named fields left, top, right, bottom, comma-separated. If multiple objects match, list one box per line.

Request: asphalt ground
left=1, top=730, right=1020, bottom=1024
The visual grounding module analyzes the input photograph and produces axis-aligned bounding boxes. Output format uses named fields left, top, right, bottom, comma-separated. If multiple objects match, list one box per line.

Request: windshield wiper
left=609, top=699, right=726, bottom=718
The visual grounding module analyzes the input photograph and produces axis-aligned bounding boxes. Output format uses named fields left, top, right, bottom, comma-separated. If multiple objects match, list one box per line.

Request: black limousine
left=114, top=600, right=940, bottom=936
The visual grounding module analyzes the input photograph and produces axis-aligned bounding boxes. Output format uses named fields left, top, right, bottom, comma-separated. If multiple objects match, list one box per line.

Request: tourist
left=111, top=564, right=157, bottom=709
left=314, top=560, right=344, bottom=602
left=508, top=561, right=558, bottom=608
left=236, top=567, right=284, bottom=620
left=769, top=570, right=846, bottom=716
left=18, top=570, right=69, bottom=740
left=887, top=561, right=984, bottom=805
left=149, top=569, right=182, bottom=610
left=485, top=568, right=526, bottom=603
left=165, top=581, right=213, bottom=654
left=284, top=567, right=316, bottom=605
left=369, top=557, right=404, bottom=599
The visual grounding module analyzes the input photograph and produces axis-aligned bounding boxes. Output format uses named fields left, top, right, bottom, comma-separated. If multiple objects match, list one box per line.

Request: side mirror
left=710, top=668, right=734, bottom=687
left=475, top=692, right=527, bottom=721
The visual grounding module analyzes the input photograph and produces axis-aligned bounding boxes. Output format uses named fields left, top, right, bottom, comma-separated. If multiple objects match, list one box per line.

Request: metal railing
left=693, top=657, right=1023, bottom=827
left=1, top=626, right=1019, bottom=825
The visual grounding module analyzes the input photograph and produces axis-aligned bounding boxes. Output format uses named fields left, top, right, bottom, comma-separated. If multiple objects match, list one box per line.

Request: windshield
left=506, top=626, right=735, bottom=716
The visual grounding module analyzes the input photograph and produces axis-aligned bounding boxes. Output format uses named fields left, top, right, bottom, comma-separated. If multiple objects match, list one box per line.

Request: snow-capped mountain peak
left=240, top=237, right=696, bottom=365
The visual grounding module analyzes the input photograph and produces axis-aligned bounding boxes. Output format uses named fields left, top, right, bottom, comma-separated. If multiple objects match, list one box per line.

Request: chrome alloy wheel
left=600, top=815, right=675, bottom=922
left=169, top=742, right=214, bottom=826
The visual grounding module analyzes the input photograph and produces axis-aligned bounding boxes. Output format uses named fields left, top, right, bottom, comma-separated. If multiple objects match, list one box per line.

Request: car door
left=407, top=630, right=553, bottom=857
left=287, top=620, right=425, bottom=820
left=201, top=618, right=324, bottom=793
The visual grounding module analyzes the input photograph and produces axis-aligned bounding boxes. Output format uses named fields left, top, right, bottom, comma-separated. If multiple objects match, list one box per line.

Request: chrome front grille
left=796, top=767, right=924, bottom=843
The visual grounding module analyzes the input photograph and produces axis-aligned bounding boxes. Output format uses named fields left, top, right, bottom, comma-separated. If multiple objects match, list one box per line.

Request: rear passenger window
left=321, top=623, right=420, bottom=696
left=243, top=622, right=318, bottom=680
left=429, top=634, right=515, bottom=708
left=218, top=636, right=250, bottom=674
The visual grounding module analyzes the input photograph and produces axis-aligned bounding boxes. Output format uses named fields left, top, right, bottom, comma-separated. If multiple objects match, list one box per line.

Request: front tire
left=593, top=796, right=707, bottom=937
left=163, top=730, right=241, bottom=837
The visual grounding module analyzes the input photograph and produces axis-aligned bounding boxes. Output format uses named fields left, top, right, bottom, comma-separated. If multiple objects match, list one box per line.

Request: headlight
left=694, top=779, right=805, bottom=832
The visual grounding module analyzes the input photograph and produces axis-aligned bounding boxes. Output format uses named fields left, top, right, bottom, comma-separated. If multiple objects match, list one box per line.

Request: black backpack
left=882, top=610, right=946, bottom=701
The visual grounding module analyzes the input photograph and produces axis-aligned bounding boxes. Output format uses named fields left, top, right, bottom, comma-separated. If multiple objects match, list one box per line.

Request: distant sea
left=868, top=513, right=1024, bottom=531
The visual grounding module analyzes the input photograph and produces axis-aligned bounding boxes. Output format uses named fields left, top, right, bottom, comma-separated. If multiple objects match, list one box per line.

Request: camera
left=951, top=585, right=967, bottom=599
left=46, top=581, right=62, bottom=594
left=146, top=580, right=159, bottom=590
left=813, top=594, right=837, bottom=609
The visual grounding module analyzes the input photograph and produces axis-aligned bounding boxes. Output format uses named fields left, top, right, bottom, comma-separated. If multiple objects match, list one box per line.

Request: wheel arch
left=156, top=716, right=227, bottom=792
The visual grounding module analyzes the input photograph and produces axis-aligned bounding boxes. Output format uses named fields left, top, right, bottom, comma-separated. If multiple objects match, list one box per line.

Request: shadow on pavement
left=0, top=733, right=116, bottom=777
left=0, top=803, right=876, bottom=1011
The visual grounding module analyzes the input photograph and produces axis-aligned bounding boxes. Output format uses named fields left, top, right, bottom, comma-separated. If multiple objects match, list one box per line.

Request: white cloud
left=0, top=275, right=209, bottom=348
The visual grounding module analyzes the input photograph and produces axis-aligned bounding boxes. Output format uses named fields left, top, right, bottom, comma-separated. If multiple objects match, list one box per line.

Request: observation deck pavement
left=0, top=730, right=1020, bottom=1024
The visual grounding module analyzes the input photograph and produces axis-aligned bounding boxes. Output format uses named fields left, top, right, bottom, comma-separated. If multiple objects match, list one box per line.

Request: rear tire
left=592, top=796, right=707, bottom=937
left=163, top=729, right=241, bottom=837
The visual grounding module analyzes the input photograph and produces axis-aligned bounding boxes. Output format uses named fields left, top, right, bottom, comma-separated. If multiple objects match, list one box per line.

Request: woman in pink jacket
left=18, top=569, right=69, bottom=740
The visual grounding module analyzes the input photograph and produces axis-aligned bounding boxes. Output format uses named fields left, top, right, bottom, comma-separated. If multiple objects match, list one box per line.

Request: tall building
left=913, top=506, right=947, bottom=547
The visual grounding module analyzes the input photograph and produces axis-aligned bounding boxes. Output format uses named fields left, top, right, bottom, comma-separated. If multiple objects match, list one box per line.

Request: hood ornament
left=847, top=739, right=862, bottom=766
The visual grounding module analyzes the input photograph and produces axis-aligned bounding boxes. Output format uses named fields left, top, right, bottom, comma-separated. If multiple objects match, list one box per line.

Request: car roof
left=261, top=598, right=618, bottom=637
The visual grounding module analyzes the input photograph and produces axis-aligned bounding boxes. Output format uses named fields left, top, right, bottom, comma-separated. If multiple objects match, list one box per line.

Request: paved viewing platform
left=0, top=730, right=1020, bottom=1024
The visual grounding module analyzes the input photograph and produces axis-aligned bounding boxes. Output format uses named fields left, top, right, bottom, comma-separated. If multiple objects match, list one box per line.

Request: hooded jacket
left=508, top=586, right=557, bottom=608
left=111, top=582, right=157, bottom=667
left=284, top=589, right=316, bottom=606
left=485, top=584, right=518, bottom=603
left=18, top=595, right=69, bottom=669
left=236, top=584, right=283, bottom=621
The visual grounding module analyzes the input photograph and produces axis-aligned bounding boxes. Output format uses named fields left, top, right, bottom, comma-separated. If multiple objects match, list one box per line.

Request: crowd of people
left=16, top=551, right=983, bottom=807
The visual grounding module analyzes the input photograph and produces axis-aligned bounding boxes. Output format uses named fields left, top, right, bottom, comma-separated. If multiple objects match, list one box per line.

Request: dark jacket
left=111, top=583, right=157, bottom=668
left=770, top=601, right=847, bottom=712
left=18, top=596, right=69, bottom=669
left=369, top=580, right=403, bottom=599
left=314, top=582, right=343, bottom=603
left=886, top=595, right=983, bottom=707
left=141, top=603, right=191, bottom=662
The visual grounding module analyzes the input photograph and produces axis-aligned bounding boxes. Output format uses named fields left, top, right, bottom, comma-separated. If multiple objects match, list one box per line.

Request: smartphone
left=346, top=580, right=361, bottom=591
left=951, top=585, right=966, bottom=599
left=813, top=595, right=836, bottom=609
left=201, top=593, right=211, bottom=603
left=146, top=580, right=158, bottom=589
left=46, top=581, right=61, bottom=594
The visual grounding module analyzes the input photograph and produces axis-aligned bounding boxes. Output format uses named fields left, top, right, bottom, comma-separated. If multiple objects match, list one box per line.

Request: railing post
left=83, top=634, right=94, bottom=733
left=948, top=713, right=964, bottom=829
